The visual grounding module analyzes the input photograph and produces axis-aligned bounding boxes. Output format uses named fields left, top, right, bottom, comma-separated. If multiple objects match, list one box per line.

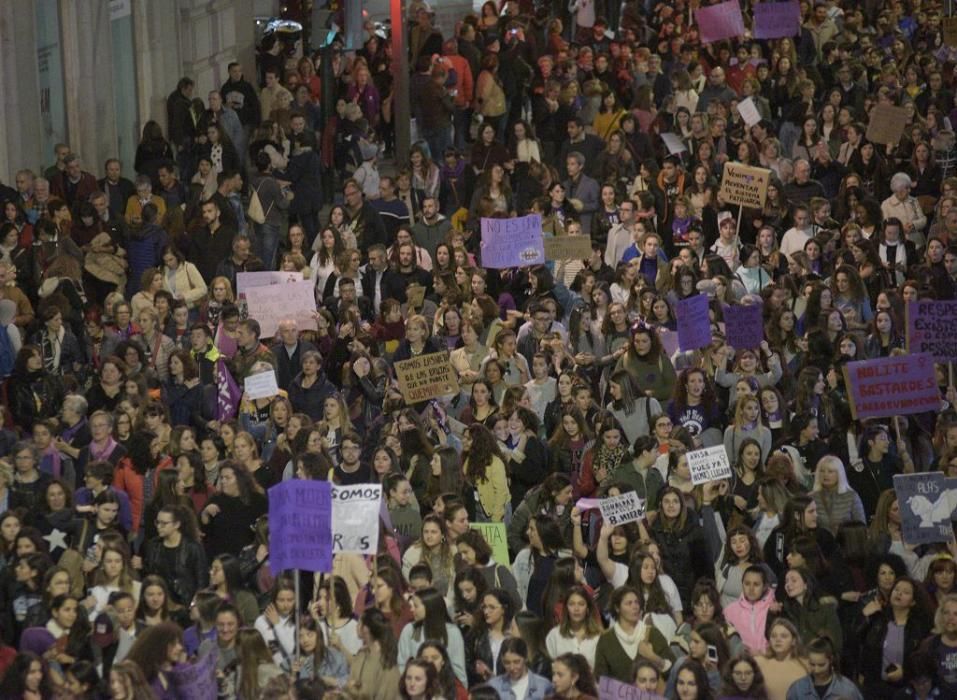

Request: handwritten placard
left=753, top=1, right=801, bottom=39
left=598, top=492, right=645, bottom=526
left=480, top=214, right=546, bottom=269
left=696, top=0, right=745, bottom=44
left=843, top=353, right=940, bottom=420
left=406, top=283, right=426, bottom=309
left=724, top=303, right=764, bottom=350
left=737, top=97, right=763, bottom=127
left=660, top=132, right=688, bottom=155
left=944, top=17, right=957, bottom=47
left=676, top=294, right=712, bottom=352
left=544, top=235, right=593, bottom=261
left=688, top=445, right=733, bottom=485
left=395, top=351, right=460, bottom=403
left=243, top=279, right=317, bottom=338
left=866, top=104, right=908, bottom=146
left=718, top=162, right=772, bottom=209
left=894, top=472, right=957, bottom=545
left=907, top=300, right=957, bottom=361
left=598, top=676, right=667, bottom=700
left=331, top=484, right=382, bottom=554
left=268, top=479, right=333, bottom=574
left=244, top=369, right=279, bottom=400
left=236, top=270, right=303, bottom=295
left=470, top=522, right=510, bottom=565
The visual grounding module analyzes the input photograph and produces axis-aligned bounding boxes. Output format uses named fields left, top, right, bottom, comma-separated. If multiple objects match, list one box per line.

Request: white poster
left=598, top=492, right=645, bottom=526
left=687, top=445, right=733, bottom=485
left=331, top=484, right=382, bottom=554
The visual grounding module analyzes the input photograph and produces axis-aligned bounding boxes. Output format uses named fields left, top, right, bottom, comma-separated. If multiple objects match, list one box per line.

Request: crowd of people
left=1, top=0, right=957, bottom=698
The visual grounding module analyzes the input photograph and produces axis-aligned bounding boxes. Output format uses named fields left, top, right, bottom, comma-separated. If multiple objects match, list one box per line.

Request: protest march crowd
left=5, top=0, right=957, bottom=698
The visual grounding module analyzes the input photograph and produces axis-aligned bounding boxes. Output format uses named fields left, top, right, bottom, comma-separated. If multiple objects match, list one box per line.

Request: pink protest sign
left=753, top=1, right=801, bottom=39
left=696, top=0, right=745, bottom=44
left=843, top=353, right=940, bottom=420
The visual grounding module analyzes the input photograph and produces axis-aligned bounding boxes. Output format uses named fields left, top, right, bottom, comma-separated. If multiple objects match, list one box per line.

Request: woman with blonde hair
left=754, top=618, right=808, bottom=700
left=811, top=455, right=865, bottom=535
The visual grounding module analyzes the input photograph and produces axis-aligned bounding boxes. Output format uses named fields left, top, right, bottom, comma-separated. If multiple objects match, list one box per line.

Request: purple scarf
left=89, top=437, right=118, bottom=462
left=39, top=445, right=61, bottom=479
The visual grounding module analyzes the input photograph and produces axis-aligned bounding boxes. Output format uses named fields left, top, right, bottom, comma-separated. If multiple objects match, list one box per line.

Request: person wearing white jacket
left=254, top=581, right=298, bottom=671
left=160, top=245, right=208, bottom=310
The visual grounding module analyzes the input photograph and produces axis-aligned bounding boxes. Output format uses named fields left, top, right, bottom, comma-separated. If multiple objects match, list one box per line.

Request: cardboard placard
left=906, top=300, right=957, bottom=361
left=688, top=445, right=733, bottom=485
left=268, top=480, right=333, bottom=574
left=243, top=279, right=318, bottom=338
left=753, top=1, right=801, bottom=39
left=544, top=235, right=593, bottom=261
left=480, top=214, right=546, bottom=268
left=598, top=676, right=667, bottom=700
left=724, top=302, right=764, bottom=350
left=406, top=283, right=426, bottom=309
left=331, top=484, right=382, bottom=554
left=395, top=351, right=460, bottom=403
left=696, top=0, right=745, bottom=44
left=944, top=17, right=957, bottom=47
left=676, top=294, right=712, bottom=352
left=598, top=492, right=645, bottom=526
left=866, top=104, right=908, bottom=146
left=737, top=97, right=763, bottom=127
left=894, top=472, right=957, bottom=545
left=660, top=132, right=688, bottom=155
left=236, top=270, right=303, bottom=295
left=843, top=353, right=940, bottom=420
left=244, top=369, right=279, bottom=400
left=718, top=162, right=772, bottom=209
left=470, top=522, right=510, bottom=565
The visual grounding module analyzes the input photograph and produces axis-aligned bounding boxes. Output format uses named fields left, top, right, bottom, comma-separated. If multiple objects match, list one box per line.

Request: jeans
left=423, top=126, right=453, bottom=165
left=254, top=221, right=281, bottom=270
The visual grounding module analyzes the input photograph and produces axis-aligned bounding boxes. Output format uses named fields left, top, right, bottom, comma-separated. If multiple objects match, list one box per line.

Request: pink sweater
left=723, top=590, right=774, bottom=654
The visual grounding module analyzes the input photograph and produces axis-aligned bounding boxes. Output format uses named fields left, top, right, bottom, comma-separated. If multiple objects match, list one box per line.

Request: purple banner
left=676, top=294, right=712, bottom=352
left=844, top=353, right=940, bottom=420
left=480, top=214, right=546, bottom=269
left=696, top=0, right=745, bottom=44
left=724, top=303, right=764, bottom=350
left=215, top=358, right=240, bottom=422
left=598, top=676, right=666, bottom=700
left=753, top=1, right=801, bottom=39
left=907, top=300, right=957, bottom=361
left=269, top=480, right=333, bottom=574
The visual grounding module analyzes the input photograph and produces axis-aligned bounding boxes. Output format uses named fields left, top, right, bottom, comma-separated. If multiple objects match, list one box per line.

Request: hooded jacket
left=724, top=588, right=775, bottom=654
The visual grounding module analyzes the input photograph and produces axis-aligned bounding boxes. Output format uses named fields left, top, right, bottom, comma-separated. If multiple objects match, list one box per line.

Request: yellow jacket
left=124, top=194, right=167, bottom=225
left=469, top=455, right=510, bottom=522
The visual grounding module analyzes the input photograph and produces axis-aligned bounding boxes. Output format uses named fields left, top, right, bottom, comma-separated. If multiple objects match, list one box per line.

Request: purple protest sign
left=724, top=303, right=764, bottom=350
left=843, top=353, right=940, bottom=420
left=598, top=676, right=666, bottom=700
left=676, top=294, right=712, bottom=352
left=907, top=300, right=957, bottom=361
left=480, top=214, right=546, bottom=269
left=269, top=479, right=333, bottom=574
left=753, top=1, right=801, bottom=39
left=696, top=0, right=745, bottom=44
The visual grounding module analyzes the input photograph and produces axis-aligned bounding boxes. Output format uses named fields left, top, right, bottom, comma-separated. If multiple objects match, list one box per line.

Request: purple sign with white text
left=844, top=353, right=940, bottom=420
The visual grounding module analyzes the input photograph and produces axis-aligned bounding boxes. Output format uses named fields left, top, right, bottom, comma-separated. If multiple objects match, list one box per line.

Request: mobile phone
left=707, top=645, right=719, bottom=663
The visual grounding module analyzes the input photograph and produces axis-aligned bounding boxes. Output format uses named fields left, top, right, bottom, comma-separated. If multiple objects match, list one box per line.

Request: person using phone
left=664, top=622, right=729, bottom=697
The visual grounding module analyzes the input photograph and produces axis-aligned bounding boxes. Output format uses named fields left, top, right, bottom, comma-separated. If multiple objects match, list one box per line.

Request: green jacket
left=611, top=461, right=664, bottom=511
left=593, top=626, right=674, bottom=684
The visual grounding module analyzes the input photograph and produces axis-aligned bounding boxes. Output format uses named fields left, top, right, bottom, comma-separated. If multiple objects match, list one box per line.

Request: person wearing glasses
left=142, top=504, right=209, bottom=606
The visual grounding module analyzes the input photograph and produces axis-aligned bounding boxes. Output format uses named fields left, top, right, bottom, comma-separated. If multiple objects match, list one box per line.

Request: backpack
left=0, top=327, right=14, bottom=380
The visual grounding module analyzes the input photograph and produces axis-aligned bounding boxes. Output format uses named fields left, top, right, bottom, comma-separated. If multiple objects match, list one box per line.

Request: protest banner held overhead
left=480, top=214, right=546, bottom=268
left=843, top=353, right=940, bottom=420
left=907, top=300, right=957, bottom=361
left=718, top=162, right=772, bottom=209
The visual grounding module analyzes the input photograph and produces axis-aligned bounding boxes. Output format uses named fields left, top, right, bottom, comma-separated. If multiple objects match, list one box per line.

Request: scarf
left=39, top=444, right=62, bottom=479
left=89, top=437, right=118, bottom=462
left=60, top=417, right=87, bottom=444
left=613, top=620, right=646, bottom=659
left=41, top=325, right=64, bottom=374
left=595, top=445, right=629, bottom=487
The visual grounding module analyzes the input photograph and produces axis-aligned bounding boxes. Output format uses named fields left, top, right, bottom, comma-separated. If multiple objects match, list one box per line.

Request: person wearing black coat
left=142, top=504, right=209, bottom=606
left=167, top=78, right=197, bottom=177
left=221, top=64, right=262, bottom=129
left=270, top=331, right=318, bottom=393
left=287, top=359, right=339, bottom=422
left=361, top=246, right=408, bottom=308
left=9, top=347, right=66, bottom=431
left=276, top=139, right=322, bottom=246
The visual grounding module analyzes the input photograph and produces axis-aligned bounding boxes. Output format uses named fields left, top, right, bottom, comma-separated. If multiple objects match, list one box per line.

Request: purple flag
left=215, top=323, right=238, bottom=358
left=696, top=0, right=745, bottom=44
left=269, top=480, right=333, bottom=574
left=215, top=358, right=240, bottom=422
left=753, top=1, right=801, bottom=39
